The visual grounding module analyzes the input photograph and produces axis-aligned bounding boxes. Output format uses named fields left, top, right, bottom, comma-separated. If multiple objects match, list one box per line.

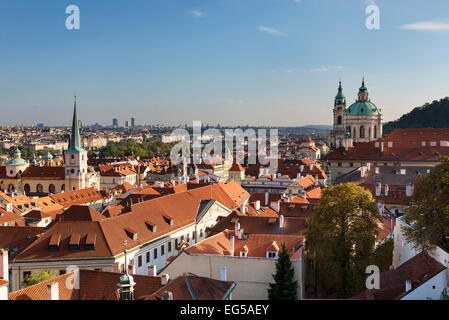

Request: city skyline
left=2, top=0, right=449, bottom=126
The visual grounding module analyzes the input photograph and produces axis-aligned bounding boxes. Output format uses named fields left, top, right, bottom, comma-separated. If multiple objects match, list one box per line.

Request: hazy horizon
left=2, top=0, right=449, bottom=127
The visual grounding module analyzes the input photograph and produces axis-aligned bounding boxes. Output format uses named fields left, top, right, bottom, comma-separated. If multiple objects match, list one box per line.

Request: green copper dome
left=346, top=101, right=381, bottom=116
left=7, top=149, right=28, bottom=166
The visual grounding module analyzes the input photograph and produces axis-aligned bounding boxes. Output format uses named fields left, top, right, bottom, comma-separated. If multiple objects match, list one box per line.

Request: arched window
left=374, top=126, right=377, bottom=138
left=37, top=184, right=43, bottom=193
left=24, top=184, right=31, bottom=194
left=360, top=126, right=365, bottom=139
left=337, top=115, right=342, bottom=125
left=49, top=184, right=56, bottom=194
left=348, top=126, right=351, bottom=138
left=353, top=128, right=356, bottom=138
left=8, top=184, right=15, bottom=193
left=369, top=127, right=371, bottom=138
left=61, top=184, right=65, bottom=192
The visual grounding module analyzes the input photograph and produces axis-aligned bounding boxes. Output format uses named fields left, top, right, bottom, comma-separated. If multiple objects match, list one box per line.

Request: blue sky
left=1, top=0, right=449, bottom=127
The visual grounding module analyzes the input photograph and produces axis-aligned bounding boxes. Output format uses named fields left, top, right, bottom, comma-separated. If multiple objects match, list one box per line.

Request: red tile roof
left=353, top=252, right=446, bottom=300
left=9, top=269, right=161, bottom=300
left=143, top=273, right=235, bottom=300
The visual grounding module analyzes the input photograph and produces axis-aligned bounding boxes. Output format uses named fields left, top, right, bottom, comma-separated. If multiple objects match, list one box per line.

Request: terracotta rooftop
left=9, top=269, right=161, bottom=300
left=353, top=252, right=446, bottom=300
left=143, top=273, right=236, bottom=300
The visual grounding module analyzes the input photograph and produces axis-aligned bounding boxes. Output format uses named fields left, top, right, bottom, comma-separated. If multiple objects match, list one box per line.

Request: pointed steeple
left=68, top=95, right=85, bottom=152
left=335, top=80, right=346, bottom=105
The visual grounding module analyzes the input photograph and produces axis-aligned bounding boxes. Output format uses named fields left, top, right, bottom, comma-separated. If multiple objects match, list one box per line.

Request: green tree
left=268, top=243, right=298, bottom=300
left=441, top=288, right=449, bottom=300
left=403, top=156, right=449, bottom=252
left=23, top=270, right=58, bottom=287
left=305, top=183, right=381, bottom=298
left=372, top=238, right=394, bottom=272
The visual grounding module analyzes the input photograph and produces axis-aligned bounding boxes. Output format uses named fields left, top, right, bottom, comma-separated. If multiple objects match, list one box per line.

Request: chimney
left=375, top=182, right=381, bottom=197
left=406, top=183, right=414, bottom=197
left=196, top=176, right=200, bottom=184
left=375, top=167, right=380, bottom=174
left=5, top=203, right=12, bottom=212
left=161, top=274, right=170, bottom=286
left=47, top=282, right=59, bottom=300
left=309, top=164, right=313, bottom=171
left=234, top=222, right=241, bottom=239
left=240, top=204, right=246, bottom=215
left=279, top=215, right=285, bottom=229
left=265, top=191, right=269, bottom=206
left=366, top=163, right=371, bottom=171
left=148, top=265, right=157, bottom=277
left=384, top=184, right=389, bottom=196
left=0, top=249, right=8, bottom=281
left=254, top=200, right=260, bottom=211
left=378, top=201, right=384, bottom=215
left=360, top=166, right=366, bottom=178
left=220, top=266, right=227, bottom=281
left=162, top=291, right=173, bottom=300
left=270, top=201, right=280, bottom=213
left=230, top=236, right=235, bottom=256
left=300, top=165, right=304, bottom=172
left=380, top=140, right=384, bottom=153
left=405, top=280, right=412, bottom=292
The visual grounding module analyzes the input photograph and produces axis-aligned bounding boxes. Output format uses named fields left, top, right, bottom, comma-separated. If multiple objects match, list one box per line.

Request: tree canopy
left=98, top=138, right=174, bottom=159
left=403, top=156, right=449, bottom=252
left=305, top=182, right=381, bottom=298
left=23, top=270, right=58, bottom=287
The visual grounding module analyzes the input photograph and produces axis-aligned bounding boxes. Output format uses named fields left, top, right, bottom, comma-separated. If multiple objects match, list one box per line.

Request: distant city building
left=113, top=118, right=118, bottom=127
left=125, top=121, right=130, bottom=128
left=131, top=117, right=136, bottom=127
left=36, top=124, right=44, bottom=129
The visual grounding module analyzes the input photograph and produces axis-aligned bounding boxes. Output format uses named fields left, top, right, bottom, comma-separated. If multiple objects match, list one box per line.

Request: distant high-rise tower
left=113, top=118, right=118, bottom=127
left=125, top=121, right=130, bottom=128
left=131, top=117, right=136, bottom=127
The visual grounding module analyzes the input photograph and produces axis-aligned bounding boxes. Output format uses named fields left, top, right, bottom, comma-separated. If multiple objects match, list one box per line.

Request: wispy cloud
left=365, top=0, right=376, bottom=5
left=258, top=26, right=287, bottom=36
left=400, top=21, right=449, bottom=32
left=293, top=0, right=302, bottom=3
left=188, top=10, right=205, bottom=18
left=310, top=66, right=329, bottom=72
left=335, top=66, right=344, bottom=70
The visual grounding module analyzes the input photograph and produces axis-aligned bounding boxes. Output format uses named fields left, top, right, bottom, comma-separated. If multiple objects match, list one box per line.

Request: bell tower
left=330, top=81, right=347, bottom=148
left=64, top=96, right=88, bottom=191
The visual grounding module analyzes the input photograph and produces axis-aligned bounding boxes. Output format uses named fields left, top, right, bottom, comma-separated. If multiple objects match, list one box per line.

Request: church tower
left=330, top=81, right=347, bottom=148
left=64, top=96, right=88, bottom=191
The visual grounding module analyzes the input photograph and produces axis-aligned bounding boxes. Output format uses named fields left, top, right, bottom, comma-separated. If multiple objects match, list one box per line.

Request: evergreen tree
left=268, top=243, right=298, bottom=300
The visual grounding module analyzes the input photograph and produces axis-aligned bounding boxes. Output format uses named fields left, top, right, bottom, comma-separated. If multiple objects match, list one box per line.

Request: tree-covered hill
left=383, top=97, right=449, bottom=134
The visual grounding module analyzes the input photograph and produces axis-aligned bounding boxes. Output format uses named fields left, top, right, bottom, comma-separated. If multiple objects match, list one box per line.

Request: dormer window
left=240, top=251, right=248, bottom=257
left=69, top=233, right=80, bottom=251
left=85, top=233, right=97, bottom=251
left=49, top=233, right=61, bottom=252
left=163, top=215, right=174, bottom=226
left=124, top=227, right=138, bottom=241
left=267, top=251, right=278, bottom=259
left=145, top=220, right=157, bottom=233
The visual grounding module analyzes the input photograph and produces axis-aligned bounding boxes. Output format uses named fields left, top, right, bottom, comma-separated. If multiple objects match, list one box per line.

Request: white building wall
left=401, top=271, right=447, bottom=300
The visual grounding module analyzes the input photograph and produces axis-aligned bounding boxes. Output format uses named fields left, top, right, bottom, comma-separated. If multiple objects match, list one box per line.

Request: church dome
left=346, top=101, right=381, bottom=116
left=7, top=149, right=28, bottom=166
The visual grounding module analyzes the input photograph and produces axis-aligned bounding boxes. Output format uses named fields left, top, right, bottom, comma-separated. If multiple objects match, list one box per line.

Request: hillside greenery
left=383, top=97, right=449, bottom=134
